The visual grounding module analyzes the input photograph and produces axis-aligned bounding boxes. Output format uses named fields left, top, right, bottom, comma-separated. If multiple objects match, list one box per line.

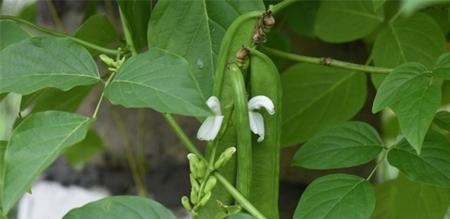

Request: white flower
left=248, top=96, right=275, bottom=143
left=196, top=96, right=224, bottom=141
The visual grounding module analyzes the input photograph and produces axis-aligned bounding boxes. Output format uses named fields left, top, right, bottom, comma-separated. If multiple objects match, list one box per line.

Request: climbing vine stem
left=261, top=47, right=393, bottom=74
left=0, top=15, right=118, bottom=55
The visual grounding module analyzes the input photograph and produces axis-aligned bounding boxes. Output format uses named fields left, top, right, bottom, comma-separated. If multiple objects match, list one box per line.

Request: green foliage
left=314, top=0, right=384, bottom=43
left=373, top=63, right=442, bottom=153
left=294, top=174, right=375, bottom=219
left=74, top=15, right=118, bottom=55
left=63, top=129, right=103, bottom=169
left=401, top=0, right=450, bottom=15
left=387, top=131, right=450, bottom=188
left=434, top=111, right=450, bottom=131
left=0, top=20, right=29, bottom=50
left=1, top=111, right=92, bottom=213
left=105, top=48, right=210, bottom=117
left=281, top=63, right=367, bottom=146
left=117, top=0, right=152, bottom=50
left=284, top=0, right=319, bottom=38
left=0, top=141, right=6, bottom=210
left=63, top=196, right=176, bottom=219
left=293, top=122, right=384, bottom=169
left=434, top=53, right=450, bottom=80
left=0, top=37, right=100, bottom=95
left=372, top=175, right=450, bottom=219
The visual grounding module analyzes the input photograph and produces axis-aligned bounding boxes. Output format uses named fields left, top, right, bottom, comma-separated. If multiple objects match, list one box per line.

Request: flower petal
left=207, top=96, right=222, bottom=115
left=248, top=95, right=275, bottom=115
left=249, top=111, right=265, bottom=142
left=196, top=115, right=224, bottom=141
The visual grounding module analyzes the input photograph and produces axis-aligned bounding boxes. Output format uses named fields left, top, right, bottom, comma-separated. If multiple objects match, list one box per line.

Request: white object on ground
left=17, top=181, right=109, bottom=219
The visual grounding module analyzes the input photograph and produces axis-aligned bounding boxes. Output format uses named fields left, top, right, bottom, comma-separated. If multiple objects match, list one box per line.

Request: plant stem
left=162, top=114, right=202, bottom=156
left=136, top=109, right=147, bottom=186
left=261, top=47, right=393, bottom=74
left=46, top=0, right=64, bottom=31
left=92, top=71, right=116, bottom=119
left=0, top=15, right=118, bottom=55
left=270, top=0, right=296, bottom=15
left=214, top=172, right=267, bottom=219
left=366, top=148, right=390, bottom=181
left=111, top=106, right=148, bottom=196
left=118, top=7, right=137, bottom=55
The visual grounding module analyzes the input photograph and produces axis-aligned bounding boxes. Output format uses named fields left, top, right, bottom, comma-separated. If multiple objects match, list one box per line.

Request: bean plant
left=0, top=0, right=449, bottom=219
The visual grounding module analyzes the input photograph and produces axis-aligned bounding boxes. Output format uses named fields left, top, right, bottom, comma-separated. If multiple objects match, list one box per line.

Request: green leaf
left=371, top=13, right=446, bottom=87
left=373, top=0, right=387, bottom=10
left=401, top=0, right=450, bottom=15
left=294, top=174, right=375, bottom=219
left=0, top=20, right=30, bottom=50
left=388, top=131, right=450, bottom=187
left=63, top=129, right=103, bottom=169
left=314, top=0, right=384, bottom=43
left=434, top=111, right=450, bottom=131
left=372, top=175, right=450, bottom=219
left=74, top=15, right=118, bottom=55
left=21, top=86, right=93, bottom=113
left=293, top=121, right=384, bottom=169
left=0, top=37, right=100, bottom=95
left=227, top=213, right=253, bottom=219
left=63, top=196, right=176, bottom=219
left=117, top=0, right=152, bottom=50
left=281, top=63, right=367, bottom=146
left=1, top=111, right=92, bottom=213
left=105, top=48, right=210, bottom=117
left=373, top=63, right=442, bottom=152
left=148, top=0, right=264, bottom=99
left=434, top=53, right=450, bottom=80
left=285, top=0, right=320, bottom=38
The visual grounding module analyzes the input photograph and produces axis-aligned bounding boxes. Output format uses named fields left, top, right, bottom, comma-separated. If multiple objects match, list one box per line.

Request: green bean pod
left=248, top=48, right=281, bottom=219
left=229, top=63, right=252, bottom=198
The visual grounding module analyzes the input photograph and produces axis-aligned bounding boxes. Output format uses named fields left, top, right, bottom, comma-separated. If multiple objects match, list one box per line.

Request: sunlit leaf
left=0, top=20, right=30, bottom=50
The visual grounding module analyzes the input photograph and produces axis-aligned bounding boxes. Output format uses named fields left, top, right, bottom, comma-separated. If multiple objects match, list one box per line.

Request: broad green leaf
left=373, top=0, right=387, bottom=10
left=63, top=129, right=103, bottom=169
left=285, top=0, right=319, bottom=38
left=372, top=175, right=450, bottom=219
left=117, top=0, right=151, bottom=50
left=21, top=86, right=93, bottom=113
left=0, top=37, right=100, bottom=95
left=1, top=112, right=92, bottom=213
left=371, top=13, right=446, bottom=86
left=63, top=196, right=176, bottom=219
left=314, top=0, right=384, bottom=43
left=227, top=213, right=252, bottom=219
left=294, top=174, right=375, bottom=219
left=388, top=131, right=450, bottom=187
left=0, top=20, right=30, bottom=50
left=401, top=0, right=450, bottom=15
left=105, top=48, right=210, bottom=117
left=0, top=141, right=6, bottom=210
left=281, top=63, right=367, bottom=146
left=148, top=0, right=264, bottom=99
left=434, top=111, right=450, bottom=131
left=74, top=15, right=118, bottom=55
left=293, top=122, right=384, bottom=169
left=434, top=53, right=450, bottom=80
left=373, top=63, right=442, bottom=152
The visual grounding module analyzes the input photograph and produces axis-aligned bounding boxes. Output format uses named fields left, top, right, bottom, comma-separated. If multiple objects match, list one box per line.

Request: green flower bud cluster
left=181, top=148, right=236, bottom=214
left=99, top=54, right=125, bottom=72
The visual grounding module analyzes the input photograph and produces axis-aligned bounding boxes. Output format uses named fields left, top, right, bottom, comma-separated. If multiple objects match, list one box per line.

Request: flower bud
left=204, top=176, right=217, bottom=193
left=99, top=54, right=115, bottom=66
left=190, top=174, right=200, bottom=192
left=263, top=12, right=275, bottom=28
left=190, top=189, right=199, bottom=204
left=198, top=192, right=212, bottom=207
left=187, top=153, right=204, bottom=178
left=181, top=196, right=192, bottom=210
left=214, top=147, right=236, bottom=169
left=236, top=47, right=249, bottom=61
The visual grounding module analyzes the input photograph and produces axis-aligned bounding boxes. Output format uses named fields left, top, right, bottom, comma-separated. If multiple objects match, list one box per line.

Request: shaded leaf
left=434, top=52, right=450, bottom=80
left=281, top=63, right=367, bottom=146
left=117, top=0, right=151, bottom=50
left=372, top=175, right=450, bottom=219
left=63, top=196, right=176, bottom=219
left=0, top=141, right=6, bottom=210
left=0, top=37, right=100, bottom=95
left=388, top=131, right=450, bottom=188
left=293, top=122, right=384, bottom=169
left=0, top=20, right=30, bottom=50
left=285, top=0, right=319, bottom=38
left=294, top=174, right=375, bottom=219
left=315, top=0, right=384, bottom=43
left=105, top=48, right=210, bottom=117
left=434, top=111, right=450, bottom=131
left=63, top=129, right=103, bottom=169
left=74, top=15, right=118, bottom=55
left=1, top=111, right=92, bottom=213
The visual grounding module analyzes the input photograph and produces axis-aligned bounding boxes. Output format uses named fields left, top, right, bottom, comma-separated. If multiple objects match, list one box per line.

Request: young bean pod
left=248, top=48, right=282, bottom=219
